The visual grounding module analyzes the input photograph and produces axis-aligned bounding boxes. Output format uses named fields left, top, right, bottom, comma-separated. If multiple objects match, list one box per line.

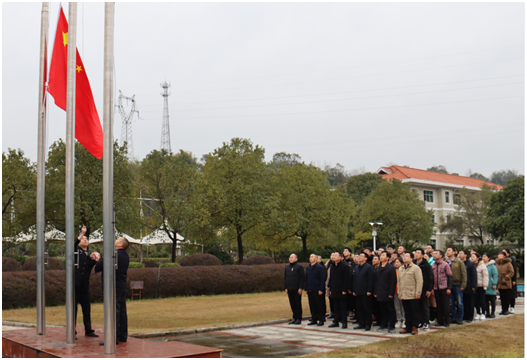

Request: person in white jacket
left=471, top=253, right=489, bottom=320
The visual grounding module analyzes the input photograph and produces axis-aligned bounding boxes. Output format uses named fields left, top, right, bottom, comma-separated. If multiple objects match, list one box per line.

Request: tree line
left=3, top=138, right=523, bottom=263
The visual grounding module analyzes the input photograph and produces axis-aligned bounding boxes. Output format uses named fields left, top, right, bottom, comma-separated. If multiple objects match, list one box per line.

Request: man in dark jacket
left=458, top=249, right=477, bottom=322
left=374, top=251, right=397, bottom=332
left=75, top=226, right=100, bottom=338
left=95, top=237, right=130, bottom=345
left=328, top=252, right=350, bottom=329
left=353, top=252, right=375, bottom=331
left=284, top=253, right=305, bottom=325
left=305, top=254, right=326, bottom=326
left=414, top=248, right=433, bottom=330
left=343, top=247, right=356, bottom=319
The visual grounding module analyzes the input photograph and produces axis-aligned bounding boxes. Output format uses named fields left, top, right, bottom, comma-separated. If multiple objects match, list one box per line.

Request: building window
left=424, top=190, right=434, bottom=203
left=431, top=239, right=436, bottom=248
left=445, top=191, right=450, bottom=204
left=431, top=214, right=435, bottom=223
left=453, top=193, right=461, bottom=205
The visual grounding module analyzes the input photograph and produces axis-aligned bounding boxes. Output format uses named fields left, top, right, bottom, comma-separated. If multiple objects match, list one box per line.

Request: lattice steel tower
left=160, top=81, right=172, bottom=153
left=117, top=90, right=140, bottom=161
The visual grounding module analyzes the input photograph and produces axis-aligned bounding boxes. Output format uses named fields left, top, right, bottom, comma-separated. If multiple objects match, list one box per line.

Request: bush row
left=2, top=263, right=287, bottom=309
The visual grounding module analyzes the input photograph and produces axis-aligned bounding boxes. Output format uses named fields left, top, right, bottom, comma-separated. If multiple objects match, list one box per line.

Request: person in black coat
left=284, top=253, right=305, bottom=325
left=458, top=249, right=477, bottom=322
left=95, top=237, right=130, bottom=345
left=305, top=254, right=327, bottom=326
left=328, top=252, right=350, bottom=329
left=374, top=251, right=397, bottom=332
left=343, top=247, right=356, bottom=318
left=414, top=248, right=433, bottom=330
left=75, top=226, right=100, bottom=338
left=353, top=252, right=375, bottom=330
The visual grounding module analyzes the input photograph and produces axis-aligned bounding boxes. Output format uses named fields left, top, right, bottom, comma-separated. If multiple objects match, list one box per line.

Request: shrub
left=160, top=262, right=180, bottom=267
left=241, top=255, right=274, bottom=265
left=3, top=254, right=26, bottom=266
left=2, top=257, right=22, bottom=272
left=2, top=264, right=289, bottom=309
left=129, top=262, right=145, bottom=268
left=143, top=260, right=159, bottom=268
left=22, top=256, right=65, bottom=271
left=180, top=253, right=222, bottom=266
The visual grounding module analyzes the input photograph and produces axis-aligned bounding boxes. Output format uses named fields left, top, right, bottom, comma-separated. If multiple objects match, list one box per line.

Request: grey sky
left=2, top=2, right=525, bottom=178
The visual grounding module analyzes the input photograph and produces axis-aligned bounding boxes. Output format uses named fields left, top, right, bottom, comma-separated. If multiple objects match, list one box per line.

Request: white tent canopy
left=2, top=225, right=66, bottom=243
left=87, top=227, right=142, bottom=245
left=141, top=229, right=184, bottom=245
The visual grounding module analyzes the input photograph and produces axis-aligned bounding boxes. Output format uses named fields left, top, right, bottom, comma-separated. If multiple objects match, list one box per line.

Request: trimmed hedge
left=180, top=253, right=222, bottom=266
left=22, top=257, right=65, bottom=271
left=129, top=262, right=145, bottom=268
left=242, top=255, right=274, bottom=265
left=160, top=262, right=180, bottom=267
left=2, top=264, right=287, bottom=309
left=2, top=257, right=22, bottom=272
left=143, top=260, right=160, bottom=268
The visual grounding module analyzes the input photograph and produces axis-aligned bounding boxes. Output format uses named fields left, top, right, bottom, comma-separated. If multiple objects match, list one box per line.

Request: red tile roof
left=377, top=165, right=503, bottom=190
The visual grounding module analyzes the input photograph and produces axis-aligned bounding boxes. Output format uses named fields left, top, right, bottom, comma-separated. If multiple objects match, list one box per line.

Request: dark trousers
left=373, top=297, right=381, bottom=323
left=329, top=296, right=334, bottom=314
left=379, top=300, right=397, bottom=329
left=485, top=294, right=496, bottom=316
left=356, top=294, right=372, bottom=327
left=402, top=299, right=420, bottom=330
left=347, top=292, right=356, bottom=314
left=499, top=288, right=512, bottom=313
left=462, top=292, right=475, bottom=321
left=307, top=291, right=325, bottom=322
left=510, top=284, right=517, bottom=308
left=331, top=296, right=348, bottom=325
left=434, top=289, right=450, bottom=326
left=475, top=287, right=486, bottom=315
left=75, top=285, right=93, bottom=334
left=116, top=288, right=128, bottom=342
left=418, top=294, right=430, bottom=325
left=287, top=289, right=302, bottom=320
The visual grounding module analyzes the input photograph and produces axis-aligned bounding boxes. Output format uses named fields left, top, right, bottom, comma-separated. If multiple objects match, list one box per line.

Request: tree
left=45, top=139, right=138, bottom=238
left=490, top=169, right=520, bottom=186
left=469, top=172, right=490, bottom=182
left=486, top=176, right=524, bottom=246
left=199, top=138, right=275, bottom=264
left=439, top=185, right=494, bottom=244
left=354, top=179, right=435, bottom=248
left=261, top=163, right=352, bottom=262
left=427, top=165, right=448, bottom=174
left=345, top=172, right=386, bottom=206
left=267, top=152, right=302, bottom=174
left=138, top=149, right=200, bottom=262
left=324, top=163, right=351, bottom=188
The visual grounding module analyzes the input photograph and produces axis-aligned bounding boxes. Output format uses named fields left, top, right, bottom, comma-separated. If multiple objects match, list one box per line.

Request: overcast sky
left=2, top=2, right=525, bottom=178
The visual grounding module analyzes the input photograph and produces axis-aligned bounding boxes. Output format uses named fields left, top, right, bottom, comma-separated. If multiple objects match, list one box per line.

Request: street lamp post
left=368, top=222, right=383, bottom=252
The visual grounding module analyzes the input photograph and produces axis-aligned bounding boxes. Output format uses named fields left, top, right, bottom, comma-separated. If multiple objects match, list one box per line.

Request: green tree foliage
left=138, top=149, right=200, bottom=262
left=486, top=176, right=524, bottom=246
left=490, top=169, right=521, bottom=186
left=354, top=179, right=434, bottom=248
left=469, top=172, right=490, bottom=182
left=324, top=163, right=351, bottom=188
left=199, top=138, right=275, bottom=264
left=2, top=149, right=36, bottom=242
left=262, top=163, right=352, bottom=262
left=439, top=185, right=494, bottom=244
left=267, top=152, right=302, bottom=174
left=427, top=165, right=448, bottom=174
left=45, top=139, right=138, bottom=238
left=345, top=172, right=386, bottom=206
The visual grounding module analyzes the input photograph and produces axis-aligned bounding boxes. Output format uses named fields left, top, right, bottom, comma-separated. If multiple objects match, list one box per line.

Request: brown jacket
left=495, top=258, right=514, bottom=290
left=397, top=262, right=423, bottom=300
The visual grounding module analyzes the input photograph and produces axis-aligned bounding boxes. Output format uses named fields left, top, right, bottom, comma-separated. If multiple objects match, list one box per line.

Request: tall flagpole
left=36, top=1, right=49, bottom=336
left=103, top=2, right=116, bottom=354
left=65, top=2, right=77, bottom=344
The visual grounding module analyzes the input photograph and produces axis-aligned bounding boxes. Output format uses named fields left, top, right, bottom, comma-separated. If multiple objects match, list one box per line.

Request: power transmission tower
left=116, top=90, right=140, bottom=160
left=160, top=81, right=171, bottom=153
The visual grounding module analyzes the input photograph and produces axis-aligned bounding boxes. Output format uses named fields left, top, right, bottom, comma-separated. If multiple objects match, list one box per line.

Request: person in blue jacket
left=305, top=253, right=327, bottom=326
left=352, top=252, right=375, bottom=331
left=483, top=253, right=499, bottom=318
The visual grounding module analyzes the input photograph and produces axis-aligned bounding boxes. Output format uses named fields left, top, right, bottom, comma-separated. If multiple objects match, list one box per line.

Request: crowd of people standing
left=284, top=244, right=519, bottom=335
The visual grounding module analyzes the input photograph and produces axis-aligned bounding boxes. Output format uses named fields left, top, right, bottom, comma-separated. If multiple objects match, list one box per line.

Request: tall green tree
left=45, top=139, right=138, bottom=237
left=354, top=179, right=434, bottom=247
left=427, top=165, right=449, bottom=174
left=267, top=152, right=302, bottom=174
left=486, top=176, right=524, bottom=246
left=345, top=172, right=386, bottom=206
left=138, top=149, right=200, bottom=262
left=490, top=169, right=520, bottom=186
left=324, top=163, right=351, bottom=188
left=199, top=138, right=275, bottom=264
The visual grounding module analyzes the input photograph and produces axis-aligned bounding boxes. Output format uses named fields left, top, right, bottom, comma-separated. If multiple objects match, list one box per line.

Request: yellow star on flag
left=63, top=32, right=68, bottom=46
left=76, top=65, right=83, bottom=73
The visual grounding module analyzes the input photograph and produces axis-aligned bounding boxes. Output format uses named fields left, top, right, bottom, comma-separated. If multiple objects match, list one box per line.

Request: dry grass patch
left=301, top=314, right=524, bottom=358
left=3, top=291, right=322, bottom=335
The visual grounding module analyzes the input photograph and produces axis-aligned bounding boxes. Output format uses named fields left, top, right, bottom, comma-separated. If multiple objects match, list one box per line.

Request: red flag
left=48, top=6, right=103, bottom=159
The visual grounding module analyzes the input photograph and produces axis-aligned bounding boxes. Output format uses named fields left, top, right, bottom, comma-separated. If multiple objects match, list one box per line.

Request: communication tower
left=117, top=90, right=140, bottom=160
left=160, top=81, right=171, bottom=153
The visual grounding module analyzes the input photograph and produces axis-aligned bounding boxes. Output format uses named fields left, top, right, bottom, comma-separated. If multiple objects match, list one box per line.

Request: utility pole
left=160, top=81, right=171, bottom=153
left=117, top=90, right=140, bottom=161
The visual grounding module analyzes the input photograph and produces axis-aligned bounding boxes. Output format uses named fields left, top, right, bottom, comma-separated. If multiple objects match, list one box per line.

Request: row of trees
left=3, top=138, right=523, bottom=264
left=427, top=165, right=520, bottom=186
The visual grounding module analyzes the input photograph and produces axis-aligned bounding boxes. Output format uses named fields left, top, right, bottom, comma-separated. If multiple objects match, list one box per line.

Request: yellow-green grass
left=300, top=314, right=524, bottom=358
left=3, top=291, right=323, bottom=335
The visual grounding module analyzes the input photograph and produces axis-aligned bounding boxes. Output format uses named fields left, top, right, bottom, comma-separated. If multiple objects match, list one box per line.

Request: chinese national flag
left=47, top=6, right=103, bottom=159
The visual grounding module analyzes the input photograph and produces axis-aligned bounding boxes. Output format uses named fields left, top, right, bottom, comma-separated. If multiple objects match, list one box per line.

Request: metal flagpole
left=65, top=2, right=77, bottom=344
left=36, top=1, right=49, bottom=336
left=103, top=2, right=116, bottom=354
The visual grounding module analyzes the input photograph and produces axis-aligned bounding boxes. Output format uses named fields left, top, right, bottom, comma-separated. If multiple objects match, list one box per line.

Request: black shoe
left=444, top=323, right=450, bottom=327
left=294, top=319, right=302, bottom=325
left=365, top=326, right=371, bottom=331
left=307, top=321, right=318, bottom=326
left=490, top=313, right=496, bottom=318
left=86, top=332, right=99, bottom=338
left=328, top=323, right=340, bottom=328
left=465, top=320, right=472, bottom=324
left=317, top=321, right=324, bottom=326
left=456, top=319, right=463, bottom=325
left=99, top=341, right=119, bottom=346
left=341, top=324, right=347, bottom=329
left=288, top=320, right=296, bottom=324
left=308, top=317, right=312, bottom=321
left=500, top=311, right=510, bottom=316
left=353, top=325, right=365, bottom=329
left=377, top=327, right=388, bottom=331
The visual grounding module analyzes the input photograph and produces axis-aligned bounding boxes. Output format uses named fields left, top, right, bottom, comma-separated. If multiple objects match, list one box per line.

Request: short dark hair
left=394, top=257, right=403, bottom=264
left=372, top=254, right=380, bottom=261
left=380, top=251, right=389, bottom=256
left=415, top=248, right=424, bottom=255
left=471, top=247, right=478, bottom=252
left=473, top=253, right=481, bottom=260
left=337, top=251, right=344, bottom=258
left=121, top=238, right=129, bottom=250
left=403, top=250, right=414, bottom=259
left=344, top=246, right=352, bottom=253
left=458, top=249, right=468, bottom=255
left=387, top=244, right=395, bottom=250
left=427, top=244, right=435, bottom=249
left=359, top=252, right=367, bottom=258
left=434, top=249, right=444, bottom=257
left=502, top=248, right=511, bottom=255
left=364, top=246, right=372, bottom=252
left=482, top=252, right=492, bottom=260
left=398, top=245, right=406, bottom=249
left=447, top=246, right=458, bottom=253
